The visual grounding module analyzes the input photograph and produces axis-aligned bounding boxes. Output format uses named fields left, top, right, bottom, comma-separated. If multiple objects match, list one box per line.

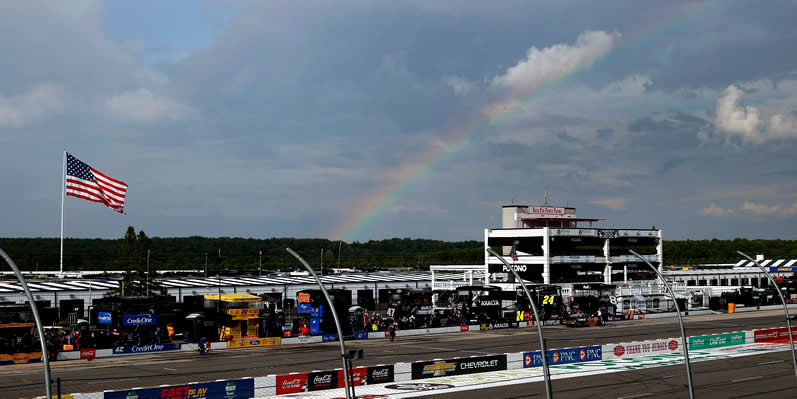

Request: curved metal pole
left=737, top=251, right=797, bottom=383
left=0, top=248, right=52, bottom=399
left=287, top=248, right=351, bottom=399
left=630, top=250, right=694, bottom=399
left=487, top=247, right=552, bottom=399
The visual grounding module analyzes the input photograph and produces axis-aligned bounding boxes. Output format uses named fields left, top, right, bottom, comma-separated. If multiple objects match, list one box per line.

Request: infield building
left=484, top=205, right=662, bottom=284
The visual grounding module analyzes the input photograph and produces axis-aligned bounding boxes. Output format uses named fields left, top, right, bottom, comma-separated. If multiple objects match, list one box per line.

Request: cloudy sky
left=2, top=0, right=797, bottom=242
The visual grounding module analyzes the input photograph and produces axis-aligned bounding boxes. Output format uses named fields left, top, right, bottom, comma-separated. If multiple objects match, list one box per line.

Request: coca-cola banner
left=754, top=327, right=797, bottom=343
left=307, top=370, right=338, bottom=391
left=366, top=365, right=394, bottom=384
left=275, top=373, right=308, bottom=395
left=337, top=367, right=367, bottom=387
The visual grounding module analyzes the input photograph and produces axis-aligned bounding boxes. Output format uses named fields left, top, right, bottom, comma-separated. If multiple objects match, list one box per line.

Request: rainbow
left=328, top=0, right=728, bottom=242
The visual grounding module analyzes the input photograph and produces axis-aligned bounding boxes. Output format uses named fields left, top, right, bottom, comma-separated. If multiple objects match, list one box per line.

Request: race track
left=1, top=310, right=794, bottom=398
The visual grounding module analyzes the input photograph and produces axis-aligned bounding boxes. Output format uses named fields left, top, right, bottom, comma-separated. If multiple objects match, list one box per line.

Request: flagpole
left=60, top=150, right=66, bottom=277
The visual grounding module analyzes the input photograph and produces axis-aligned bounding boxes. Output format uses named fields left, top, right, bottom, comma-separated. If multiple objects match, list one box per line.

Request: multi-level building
left=484, top=205, right=662, bottom=284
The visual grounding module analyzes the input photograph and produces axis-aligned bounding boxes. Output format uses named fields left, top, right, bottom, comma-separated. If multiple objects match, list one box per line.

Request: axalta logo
left=423, top=361, right=456, bottom=377
left=479, top=300, right=500, bottom=306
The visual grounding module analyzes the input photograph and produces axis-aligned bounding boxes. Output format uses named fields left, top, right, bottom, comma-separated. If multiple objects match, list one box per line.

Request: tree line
left=0, top=230, right=795, bottom=272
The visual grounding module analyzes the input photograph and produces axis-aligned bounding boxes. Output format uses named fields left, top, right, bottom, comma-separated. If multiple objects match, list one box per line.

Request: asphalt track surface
left=428, top=350, right=797, bottom=399
left=1, top=310, right=795, bottom=398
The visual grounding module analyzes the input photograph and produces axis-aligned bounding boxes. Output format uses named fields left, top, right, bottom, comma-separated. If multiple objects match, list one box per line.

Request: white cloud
left=698, top=203, right=733, bottom=217
left=491, top=30, right=620, bottom=94
left=446, top=76, right=475, bottom=95
left=105, top=89, right=199, bottom=123
left=740, top=201, right=797, bottom=217
left=0, top=84, right=66, bottom=127
left=698, top=202, right=797, bottom=217
left=713, top=84, right=797, bottom=144
left=769, top=113, right=797, bottom=138
left=592, top=199, right=627, bottom=211
left=714, top=85, right=763, bottom=142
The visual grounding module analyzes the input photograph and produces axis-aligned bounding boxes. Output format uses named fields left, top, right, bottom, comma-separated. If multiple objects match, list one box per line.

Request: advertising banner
left=460, top=325, right=469, bottom=332
left=754, top=327, right=797, bottom=343
left=104, top=378, right=254, bottom=399
left=0, top=352, right=42, bottom=365
left=227, top=309, right=259, bottom=320
left=309, top=318, right=320, bottom=335
left=354, top=331, right=369, bottom=340
left=688, top=332, right=745, bottom=350
left=337, top=367, right=367, bottom=387
left=365, top=365, right=394, bottom=385
left=275, top=374, right=308, bottom=395
left=488, top=322, right=510, bottom=330
left=80, top=348, right=96, bottom=361
left=307, top=370, right=338, bottom=391
left=411, top=355, right=507, bottom=379
left=98, top=312, right=112, bottom=325
left=604, top=338, right=681, bottom=359
left=227, top=337, right=280, bottom=348
left=322, top=334, right=338, bottom=342
left=122, top=313, right=156, bottom=326
left=297, top=303, right=312, bottom=314
left=113, top=343, right=180, bottom=355
left=523, top=345, right=602, bottom=368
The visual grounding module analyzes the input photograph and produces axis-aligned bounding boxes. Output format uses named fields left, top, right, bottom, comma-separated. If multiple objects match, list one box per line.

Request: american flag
left=65, top=153, right=128, bottom=213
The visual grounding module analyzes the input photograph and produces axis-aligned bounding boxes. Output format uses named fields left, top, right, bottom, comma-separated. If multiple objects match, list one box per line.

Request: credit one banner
left=688, top=332, right=745, bottom=350
left=122, top=313, right=156, bottom=326
left=603, top=338, right=681, bottom=359
left=104, top=378, right=254, bottom=399
left=227, top=337, right=280, bottom=348
left=411, top=355, right=506, bottom=379
left=113, top=343, right=180, bottom=355
left=523, top=345, right=602, bottom=368
left=322, top=334, right=338, bottom=342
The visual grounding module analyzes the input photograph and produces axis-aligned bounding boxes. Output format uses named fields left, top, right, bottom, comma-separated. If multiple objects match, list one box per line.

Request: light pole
left=487, top=245, right=552, bottom=399
left=146, top=249, right=150, bottom=297
left=0, top=248, right=51, bottom=399
left=630, top=250, right=694, bottom=399
left=287, top=248, right=351, bottom=399
left=737, top=250, right=797, bottom=383
left=204, top=252, right=208, bottom=278
left=259, top=250, right=262, bottom=277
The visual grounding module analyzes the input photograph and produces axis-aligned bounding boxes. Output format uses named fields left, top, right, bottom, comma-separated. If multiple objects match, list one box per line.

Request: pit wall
left=67, top=325, right=797, bottom=398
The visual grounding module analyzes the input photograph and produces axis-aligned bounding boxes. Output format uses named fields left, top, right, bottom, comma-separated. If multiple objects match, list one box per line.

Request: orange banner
left=0, top=352, right=43, bottom=365
left=227, top=337, right=281, bottom=348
